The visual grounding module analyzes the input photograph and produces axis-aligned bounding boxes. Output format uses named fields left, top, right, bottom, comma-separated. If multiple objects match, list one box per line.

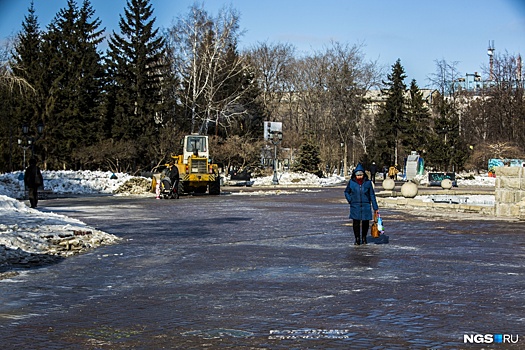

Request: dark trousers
left=28, top=187, right=39, bottom=208
left=353, top=219, right=370, bottom=239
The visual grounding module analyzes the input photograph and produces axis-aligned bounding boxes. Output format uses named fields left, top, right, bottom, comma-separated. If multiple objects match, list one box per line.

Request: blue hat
left=354, top=163, right=365, bottom=174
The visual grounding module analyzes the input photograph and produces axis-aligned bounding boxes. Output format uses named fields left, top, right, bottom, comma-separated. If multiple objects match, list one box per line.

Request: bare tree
left=323, top=41, right=380, bottom=170
left=462, top=94, right=491, bottom=146
left=428, top=59, right=463, bottom=130
left=1, top=39, right=35, bottom=171
left=167, top=4, right=210, bottom=132
left=462, top=51, right=525, bottom=161
left=166, top=4, right=250, bottom=134
left=210, top=134, right=264, bottom=171
left=0, top=39, right=34, bottom=95
left=247, top=41, right=381, bottom=174
left=0, top=66, right=34, bottom=94
left=482, top=51, right=525, bottom=145
left=245, top=41, right=295, bottom=119
left=292, top=52, right=330, bottom=137
left=428, top=58, right=461, bottom=98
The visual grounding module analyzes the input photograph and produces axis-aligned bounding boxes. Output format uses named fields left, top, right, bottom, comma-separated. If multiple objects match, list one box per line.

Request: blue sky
left=1, top=0, right=524, bottom=87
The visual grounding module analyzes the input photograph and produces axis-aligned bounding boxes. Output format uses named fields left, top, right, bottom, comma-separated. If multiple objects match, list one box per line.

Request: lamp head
left=37, top=121, right=44, bottom=134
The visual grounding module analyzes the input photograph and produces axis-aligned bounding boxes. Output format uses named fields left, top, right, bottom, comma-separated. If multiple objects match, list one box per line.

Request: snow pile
left=0, top=194, right=29, bottom=211
left=113, top=177, right=152, bottom=195
left=415, top=194, right=495, bottom=206
left=0, top=170, right=140, bottom=198
left=42, top=170, right=137, bottom=194
left=0, top=195, right=120, bottom=273
left=405, top=173, right=496, bottom=187
left=457, top=176, right=495, bottom=187
left=252, top=171, right=345, bottom=187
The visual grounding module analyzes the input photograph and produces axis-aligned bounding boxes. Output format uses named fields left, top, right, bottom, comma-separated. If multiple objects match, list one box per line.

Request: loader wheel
left=209, top=177, right=220, bottom=195
left=178, top=181, right=186, bottom=196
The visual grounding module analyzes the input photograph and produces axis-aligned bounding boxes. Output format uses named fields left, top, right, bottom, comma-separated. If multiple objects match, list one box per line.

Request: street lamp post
left=340, top=142, right=344, bottom=176
left=352, top=133, right=356, bottom=167
left=450, top=145, right=455, bottom=172
left=438, top=126, right=453, bottom=172
left=17, top=138, right=32, bottom=169
left=271, top=131, right=283, bottom=185
left=17, top=121, right=44, bottom=169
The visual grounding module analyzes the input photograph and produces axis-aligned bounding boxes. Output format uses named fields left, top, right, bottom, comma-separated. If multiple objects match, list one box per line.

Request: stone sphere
left=441, top=178, right=453, bottom=189
left=401, top=181, right=418, bottom=198
left=382, top=178, right=395, bottom=190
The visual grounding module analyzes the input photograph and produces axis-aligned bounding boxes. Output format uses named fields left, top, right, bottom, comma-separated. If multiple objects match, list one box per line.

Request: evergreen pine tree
left=426, top=101, right=468, bottom=172
left=374, top=59, right=407, bottom=167
left=12, top=1, right=42, bottom=128
left=39, top=0, right=105, bottom=169
left=106, top=0, right=168, bottom=169
left=4, top=1, right=41, bottom=170
left=403, top=79, right=431, bottom=154
left=292, top=139, right=322, bottom=177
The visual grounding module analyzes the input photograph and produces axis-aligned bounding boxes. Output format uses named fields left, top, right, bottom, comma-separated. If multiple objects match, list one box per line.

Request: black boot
left=354, top=233, right=361, bottom=245
left=361, top=232, right=367, bottom=245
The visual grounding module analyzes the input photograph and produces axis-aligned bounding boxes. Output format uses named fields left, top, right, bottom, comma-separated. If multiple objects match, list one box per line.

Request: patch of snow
left=0, top=195, right=119, bottom=274
left=415, top=194, right=495, bottom=206
left=411, top=173, right=495, bottom=187
left=0, top=170, right=139, bottom=198
left=252, top=171, right=345, bottom=187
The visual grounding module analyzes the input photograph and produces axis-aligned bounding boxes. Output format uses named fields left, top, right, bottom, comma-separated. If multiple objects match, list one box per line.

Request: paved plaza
left=0, top=187, right=523, bottom=349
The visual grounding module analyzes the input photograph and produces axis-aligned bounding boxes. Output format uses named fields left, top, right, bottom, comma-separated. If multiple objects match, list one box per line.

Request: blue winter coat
left=344, top=164, right=378, bottom=220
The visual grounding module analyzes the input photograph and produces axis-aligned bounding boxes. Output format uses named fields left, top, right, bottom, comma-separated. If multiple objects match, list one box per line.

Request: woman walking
left=344, top=163, right=379, bottom=245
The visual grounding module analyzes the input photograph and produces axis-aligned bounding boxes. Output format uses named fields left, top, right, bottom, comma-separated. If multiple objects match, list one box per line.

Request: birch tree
left=167, top=4, right=250, bottom=134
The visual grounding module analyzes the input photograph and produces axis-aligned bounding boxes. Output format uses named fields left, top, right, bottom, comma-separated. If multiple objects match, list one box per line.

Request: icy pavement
left=0, top=189, right=522, bottom=349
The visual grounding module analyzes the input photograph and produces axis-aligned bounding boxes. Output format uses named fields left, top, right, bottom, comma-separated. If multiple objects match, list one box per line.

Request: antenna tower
left=487, top=40, right=495, bottom=80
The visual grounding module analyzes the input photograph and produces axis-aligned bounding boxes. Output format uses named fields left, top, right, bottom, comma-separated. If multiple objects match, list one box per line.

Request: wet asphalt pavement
left=1, top=187, right=524, bottom=349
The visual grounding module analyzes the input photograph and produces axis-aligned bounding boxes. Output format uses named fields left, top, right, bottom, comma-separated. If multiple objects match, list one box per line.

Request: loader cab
left=182, top=135, right=209, bottom=164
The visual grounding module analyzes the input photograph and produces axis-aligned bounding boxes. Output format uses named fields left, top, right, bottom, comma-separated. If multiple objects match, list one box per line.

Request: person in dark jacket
left=24, top=158, right=44, bottom=208
left=344, top=163, right=379, bottom=245
left=369, top=161, right=378, bottom=184
left=166, top=162, right=180, bottom=198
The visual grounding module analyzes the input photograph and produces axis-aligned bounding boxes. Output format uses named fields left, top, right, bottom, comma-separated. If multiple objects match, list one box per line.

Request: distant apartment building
left=364, top=88, right=439, bottom=114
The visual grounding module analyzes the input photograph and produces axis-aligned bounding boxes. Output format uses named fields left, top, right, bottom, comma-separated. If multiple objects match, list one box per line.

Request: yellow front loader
left=152, top=134, right=220, bottom=195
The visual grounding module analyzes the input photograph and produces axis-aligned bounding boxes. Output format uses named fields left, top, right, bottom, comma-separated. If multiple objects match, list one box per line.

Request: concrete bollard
left=441, top=178, right=453, bottom=190
left=401, top=181, right=418, bottom=198
left=382, top=178, right=395, bottom=191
